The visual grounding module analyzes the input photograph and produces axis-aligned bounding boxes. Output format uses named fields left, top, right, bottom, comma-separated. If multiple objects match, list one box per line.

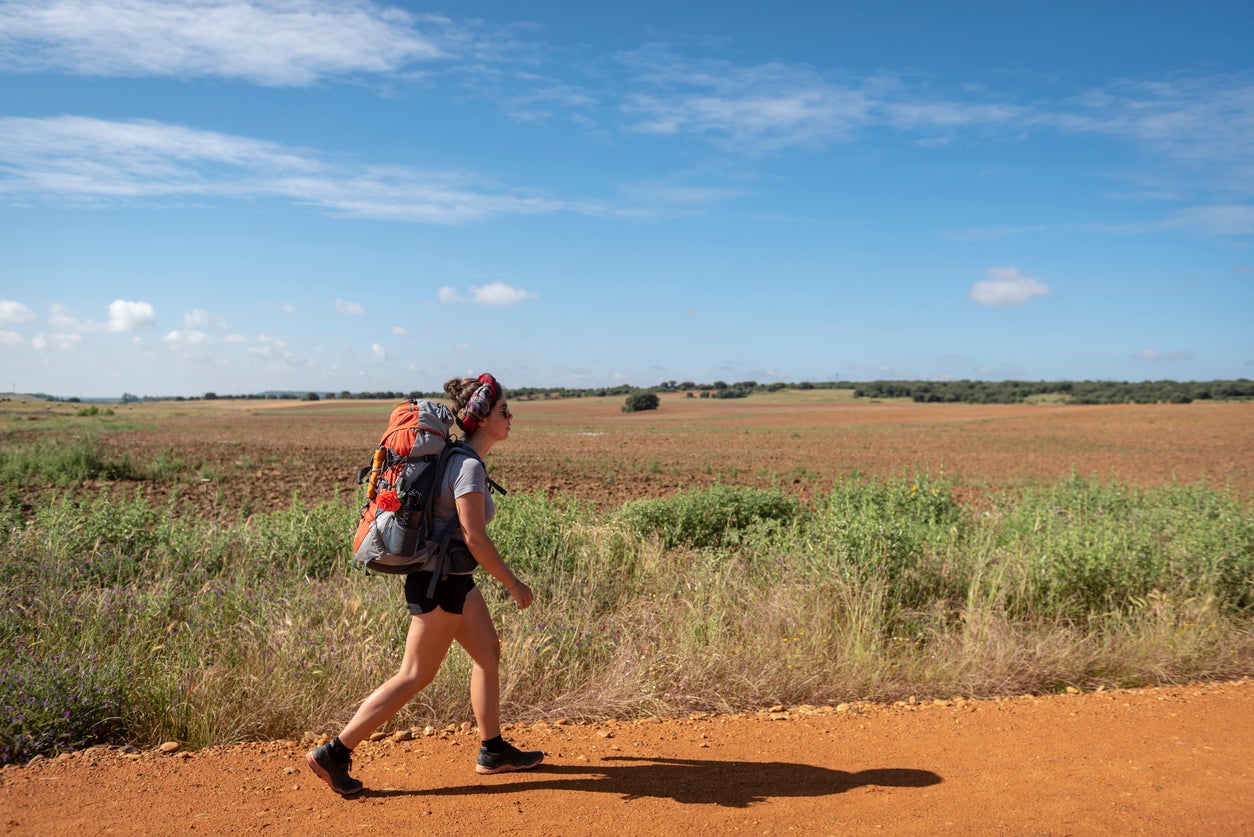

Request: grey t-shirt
left=430, top=450, right=495, bottom=543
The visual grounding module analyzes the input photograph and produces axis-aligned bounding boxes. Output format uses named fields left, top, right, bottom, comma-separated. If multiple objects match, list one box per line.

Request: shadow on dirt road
left=364, top=756, right=942, bottom=807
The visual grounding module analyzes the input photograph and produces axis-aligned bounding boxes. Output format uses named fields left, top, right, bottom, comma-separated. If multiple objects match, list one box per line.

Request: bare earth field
left=4, top=393, right=1253, bottom=834
left=68, top=393, right=1254, bottom=519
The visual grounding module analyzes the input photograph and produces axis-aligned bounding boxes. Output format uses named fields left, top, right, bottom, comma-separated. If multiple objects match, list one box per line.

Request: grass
left=0, top=474, right=1251, bottom=764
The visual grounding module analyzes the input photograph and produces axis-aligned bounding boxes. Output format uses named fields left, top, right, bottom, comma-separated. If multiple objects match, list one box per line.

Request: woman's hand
left=507, top=579, right=534, bottom=610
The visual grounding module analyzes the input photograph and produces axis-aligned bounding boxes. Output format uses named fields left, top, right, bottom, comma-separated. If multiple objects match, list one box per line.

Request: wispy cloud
left=335, top=299, right=365, bottom=316
left=618, top=52, right=879, bottom=151
left=614, top=50, right=1254, bottom=203
left=0, top=0, right=457, bottom=86
left=0, top=115, right=567, bottom=222
left=1165, top=205, right=1254, bottom=237
left=969, top=266, right=1050, bottom=308
left=1060, top=76, right=1254, bottom=190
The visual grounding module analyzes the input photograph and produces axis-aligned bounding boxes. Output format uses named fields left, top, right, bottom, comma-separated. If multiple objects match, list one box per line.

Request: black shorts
left=405, top=572, right=477, bottom=615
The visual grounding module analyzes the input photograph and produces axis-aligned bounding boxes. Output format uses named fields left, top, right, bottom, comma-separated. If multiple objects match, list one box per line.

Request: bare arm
left=455, top=491, right=533, bottom=609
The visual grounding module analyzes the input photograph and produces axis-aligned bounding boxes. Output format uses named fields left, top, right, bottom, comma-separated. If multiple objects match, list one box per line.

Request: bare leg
left=455, top=587, right=502, bottom=741
left=337, top=607, right=460, bottom=749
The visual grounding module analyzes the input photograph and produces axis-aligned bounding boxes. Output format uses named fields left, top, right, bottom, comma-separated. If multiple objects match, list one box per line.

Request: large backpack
left=351, top=399, right=475, bottom=587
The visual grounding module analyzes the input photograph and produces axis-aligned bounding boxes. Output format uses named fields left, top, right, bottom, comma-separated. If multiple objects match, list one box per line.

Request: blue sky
left=1, top=0, right=1251, bottom=398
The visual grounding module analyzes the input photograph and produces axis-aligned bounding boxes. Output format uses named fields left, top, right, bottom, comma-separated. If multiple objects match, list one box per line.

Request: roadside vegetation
left=2, top=472, right=1251, bottom=765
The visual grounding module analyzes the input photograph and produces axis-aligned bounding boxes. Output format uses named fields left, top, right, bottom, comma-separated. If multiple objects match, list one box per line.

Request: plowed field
left=71, top=394, right=1254, bottom=520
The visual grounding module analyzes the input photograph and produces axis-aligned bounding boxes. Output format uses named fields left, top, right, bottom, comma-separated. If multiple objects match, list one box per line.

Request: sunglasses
left=499, top=404, right=512, bottom=419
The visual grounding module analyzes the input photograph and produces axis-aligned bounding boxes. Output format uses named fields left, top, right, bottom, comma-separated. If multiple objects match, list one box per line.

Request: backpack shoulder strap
left=440, top=442, right=508, bottom=495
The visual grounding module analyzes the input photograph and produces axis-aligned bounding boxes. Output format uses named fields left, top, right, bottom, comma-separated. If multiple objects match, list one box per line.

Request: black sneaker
left=476, top=742, right=544, bottom=775
left=306, top=743, right=364, bottom=796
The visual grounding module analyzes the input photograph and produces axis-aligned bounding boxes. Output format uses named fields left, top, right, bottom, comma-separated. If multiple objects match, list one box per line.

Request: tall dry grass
left=1, top=473, right=1251, bottom=764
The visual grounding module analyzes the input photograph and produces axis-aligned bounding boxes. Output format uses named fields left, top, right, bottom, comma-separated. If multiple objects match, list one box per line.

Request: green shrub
left=622, top=390, right=660, bottom=413
left=614, top=484, right=800, bottom=549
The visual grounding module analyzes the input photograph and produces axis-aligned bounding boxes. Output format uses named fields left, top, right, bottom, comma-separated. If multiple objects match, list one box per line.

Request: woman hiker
left=306, top=373, right=542, bottom=796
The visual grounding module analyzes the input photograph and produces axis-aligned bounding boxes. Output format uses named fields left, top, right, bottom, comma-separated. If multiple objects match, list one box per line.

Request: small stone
left=768, top=712, right=791, bottom=721
left=159, top=741, right=180, bottom=754
left=368, top=732, right=388, bottom=742
left=1066, top=686, right=1081, bottom=695
left=284, top=767, right=298, bottom=775
left=393, top=729, right=414, bottom=742
left=767, top=704, right=785, bottom=713
left=836, top=703, right=851, bottom=713
left=596, top=730, right=613, bottom=739
left=423, top=726, right=436, bottom=737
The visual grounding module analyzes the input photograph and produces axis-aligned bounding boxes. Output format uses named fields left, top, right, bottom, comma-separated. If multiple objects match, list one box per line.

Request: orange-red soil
left=2, top=680, right=1251, bottom=835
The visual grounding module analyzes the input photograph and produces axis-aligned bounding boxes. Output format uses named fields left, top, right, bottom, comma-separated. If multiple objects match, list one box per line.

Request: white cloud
left=0, top=115, right=566, bottom=223
left=969, top=266, right=1051, bottom=307
left=438, top=281, right=536, bottom=305
left=49, top=303, right=89, bottom=331
left=472, top=281, right=537, bottom=305
left=159, top=308, right=222, bottom=346
left=184, top=308, right=219, bottom=330
left=0, top=299, right=35, bottom=323
left=335, top=299, right=365, bottom=315
left=229, top=333, right=289, bottom=358
left=0, top=330, right=25, bottom=346
left=163, top=328, right=211, bottom=346
left=1133, top=348, right=1193, bottom=363
left=392, top=325, right=407, bottom=336
left=371, top=343, right=387, bottom=359
left=0, top=0, right=452, bottom=86
left=107, top=299, right=155, bottom=331
left=31, top=331, right=82, bottom=351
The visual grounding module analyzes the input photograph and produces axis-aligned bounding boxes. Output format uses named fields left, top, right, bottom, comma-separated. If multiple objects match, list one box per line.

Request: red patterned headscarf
left=456, top=372, right=501, bottom=433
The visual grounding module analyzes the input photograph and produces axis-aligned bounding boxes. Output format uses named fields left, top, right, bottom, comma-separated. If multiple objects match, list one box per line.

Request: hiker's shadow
left=371, top=756, right=941, bottom=808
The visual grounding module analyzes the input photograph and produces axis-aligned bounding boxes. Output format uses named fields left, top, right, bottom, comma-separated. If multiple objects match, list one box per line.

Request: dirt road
left=2, top=679, right=1250, bottom=836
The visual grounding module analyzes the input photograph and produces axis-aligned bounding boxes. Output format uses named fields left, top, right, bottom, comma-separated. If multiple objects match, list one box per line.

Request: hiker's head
left=446, top=372, right=509, bottom=435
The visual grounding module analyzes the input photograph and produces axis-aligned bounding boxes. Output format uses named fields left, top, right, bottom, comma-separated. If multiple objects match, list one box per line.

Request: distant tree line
left=852, top=379, right=1254, bottom=404
left=30, top=378, right=1253, bottom=405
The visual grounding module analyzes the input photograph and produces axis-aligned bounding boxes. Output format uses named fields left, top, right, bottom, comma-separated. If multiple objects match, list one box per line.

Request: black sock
left=481, top=735, right=506, bottom=753
left=330, top=737, right=353, bottom=762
